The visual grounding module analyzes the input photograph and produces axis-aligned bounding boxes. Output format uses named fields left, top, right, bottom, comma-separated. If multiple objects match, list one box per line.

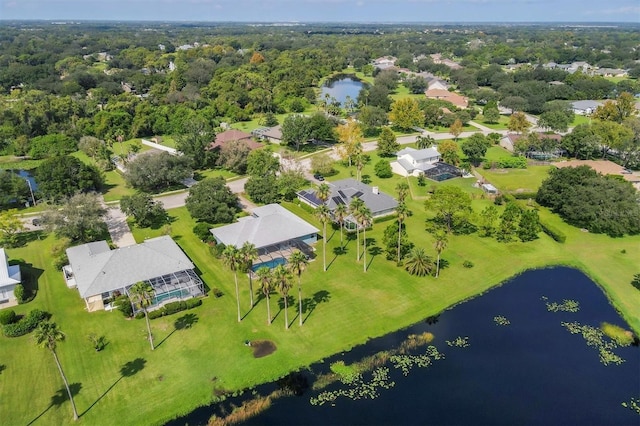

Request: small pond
left=320, top=74, right=366, bottom=107
left=12, top=169, right=38, bottom=191
left=168, top=267, right=640, bottom=425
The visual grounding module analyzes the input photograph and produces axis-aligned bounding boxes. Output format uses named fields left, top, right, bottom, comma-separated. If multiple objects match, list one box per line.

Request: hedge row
left=3, top=309, right=50, bottom=337
left=145, top=298, right=203, bottom=320
left=539, top=220, right=567, bottom=243
left=512, top=192, right=538, bottom=200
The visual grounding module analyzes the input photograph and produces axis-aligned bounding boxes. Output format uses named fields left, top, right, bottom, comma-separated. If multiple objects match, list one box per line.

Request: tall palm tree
left=434, top=230, right=448, bottom=278
left=129, top=281, right=155, bottom=350
left=274, top=264, right=293, bottom=329
left=34, top=322, right=79, bottom=421
left=240, top=242, right=258, bottom=307
left=396, top=181, right=409, bottom=204
left=288, top=250, right=308, bottom=327
left=416, top=134, right=436, bottom=149
left=316, top=183, right=331, bottom=205
left=315, top=204, right=331, bottom=272
left=333, top=202, right=348, bottom=249
left=256, top=266, right=273, bottom=325
left=404, top=248, right=435, bottom=277
left=396, top=202, right=410, bottom=265
left=357, top=206, right=373, bottom=272
left=222, top=245, right=242, bottom=322
left=355, top=153, right=364, bottom=181
left=349, top=197, right=365, bottom=262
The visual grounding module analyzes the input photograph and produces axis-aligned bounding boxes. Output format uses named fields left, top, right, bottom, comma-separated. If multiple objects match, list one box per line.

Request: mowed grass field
left=1, top=157, right=639, bottom=425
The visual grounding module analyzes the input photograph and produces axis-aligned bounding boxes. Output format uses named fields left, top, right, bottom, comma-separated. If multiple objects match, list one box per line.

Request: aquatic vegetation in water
left=561, top=321, right=626, bottom=366
left=621, top=397, right=640, bottom=415
left=330, top=361, right=359, bottom=384
left=542, top=296, right=580, bottom=312
left=494, top=315, right=510, bottom=326
left=309, top=367, right=395, bottom=406
left=390, top=345, right=445, bottom=376
left=600, top=322, right=635, bottom=347
left=446, top=336, right=470, bottom=348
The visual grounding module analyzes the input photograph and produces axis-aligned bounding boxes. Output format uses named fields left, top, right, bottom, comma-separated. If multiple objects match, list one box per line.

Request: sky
left=1, top=0, right=639, bottom=23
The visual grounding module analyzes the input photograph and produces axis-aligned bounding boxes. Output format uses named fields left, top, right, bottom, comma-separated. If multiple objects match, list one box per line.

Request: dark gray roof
left=571, top=100, right=602, bottom=110
left=210, top=204, right=319, bottom=249
left=325, top=179, right=397, bottom=215
left=66, top=236, right=194, bottom=298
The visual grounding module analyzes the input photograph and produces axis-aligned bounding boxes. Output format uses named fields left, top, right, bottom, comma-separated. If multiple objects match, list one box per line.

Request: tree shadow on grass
left=302, top=290, right=331, bottom=324
left=79, top=358, right=146, bottom=417
left=27, top=383, right=82, bottom=425
left=9, top=261, right=43, bottom=303
left=367, top=245, right=383, bottom=271
left=14, top=230, right=46, bottom=247
left=0, top=364, right=5, bottom=375
left=156, top=313, right=199, bottom=348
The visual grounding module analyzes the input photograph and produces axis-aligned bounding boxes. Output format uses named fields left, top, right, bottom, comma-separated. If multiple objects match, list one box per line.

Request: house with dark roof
left=0, top=248, right=21, bottom=308
left=298, top=178, right=398, bottom=228
left=391, top=147, right=441, bottom=177
left=64, top=236, right=204, bottom=312
left=571, top=100, right=602, bottom=115
left=210, top=204, right=318, bottom=269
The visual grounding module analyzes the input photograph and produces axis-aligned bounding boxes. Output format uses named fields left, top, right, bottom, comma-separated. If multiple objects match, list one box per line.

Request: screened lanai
left=128, top=269, right=204, bottom=309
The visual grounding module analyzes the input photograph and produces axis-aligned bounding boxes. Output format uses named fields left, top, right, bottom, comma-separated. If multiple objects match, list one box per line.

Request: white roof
left=210, top=204, right=319, bottom=250
left=397, top=146, right=440, bottom=161
left=66, top=236, right=194, bottom=298
left=0, top=248, right=21, bottom=287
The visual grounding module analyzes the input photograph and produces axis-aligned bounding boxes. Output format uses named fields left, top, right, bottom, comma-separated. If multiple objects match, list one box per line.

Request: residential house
left=210, top=204, right=318, bottom=269
left=210, top=129, right=263, bottom=150
left=391, top=146, right=441, bottom=177
left=554, top=160, right=640, bottom=191
left=297, top=178, right=398, bottom=228
left=594, top=68, right=627, bottom=78
left=571, top=100, right=602, bottom=115
left=252, top=125, right=283, bottom=144
left=425, top=89, right=469, bottom=109
left=64, top=236, right=204, bottom=312
left=0, top=248, right=21, bottom=308
left=430, top=54, right=462, bottom=70
left=373, top=56, right=397, bottom=70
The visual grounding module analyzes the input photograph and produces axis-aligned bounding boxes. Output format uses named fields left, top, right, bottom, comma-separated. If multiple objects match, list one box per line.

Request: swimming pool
left=252, top=257, right=287, bottom=271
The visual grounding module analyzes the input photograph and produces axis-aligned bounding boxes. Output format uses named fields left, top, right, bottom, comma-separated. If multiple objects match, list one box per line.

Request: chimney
left=372, top=186, right=379, bottom=195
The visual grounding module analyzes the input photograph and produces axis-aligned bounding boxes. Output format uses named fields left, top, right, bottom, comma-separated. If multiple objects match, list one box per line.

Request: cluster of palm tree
left=221, top=242, right=259, bottom=322
left=254, top=250, right=308, bottom=328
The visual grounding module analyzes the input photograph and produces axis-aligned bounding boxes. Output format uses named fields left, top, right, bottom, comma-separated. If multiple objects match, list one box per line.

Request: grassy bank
left=1, top=159, right=639, bottom=426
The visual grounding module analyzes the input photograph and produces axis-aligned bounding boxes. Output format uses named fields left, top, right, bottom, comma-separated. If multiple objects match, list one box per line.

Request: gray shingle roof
left=210, top=204, right=319, bottom=249
left=66, top=236, right=194, bottom=298
left=571, top=100, right=602, bottom=110
left=325, top=179, right=398, bottom=215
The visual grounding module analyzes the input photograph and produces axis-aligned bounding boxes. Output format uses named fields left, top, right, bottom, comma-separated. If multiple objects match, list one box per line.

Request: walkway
left=102, top=199, right=136, bottom=248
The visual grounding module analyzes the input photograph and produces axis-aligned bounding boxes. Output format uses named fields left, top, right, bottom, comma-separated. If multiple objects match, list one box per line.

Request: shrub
left=463, top=260, right=474, bottom=268
left=496, top=157, right=527, bottom=169
left=13, top=284, right=25, bottom=304
left=212, top=288, right=224, bottom=298
left=116, top=295, right=133, bottom=317
left=134, top=311, right=145, bottom=319
left=0, top=309, right=17, bottom=325
left=512, top=192, right=538, bottom=200
left=148, top=309, right=164, bottom=320
left=185, top=298, right=203, bottom=308
left=193, top=222, right=214, bottom=242
left=539, top=220, right=566, bottom=243
left=163, top=301, right=187, bottom=315
left=3, top=309, right=50, bottom=337
left=148, top=297, right=203, bottom=320
left=374, top=160, right=393, bottom=178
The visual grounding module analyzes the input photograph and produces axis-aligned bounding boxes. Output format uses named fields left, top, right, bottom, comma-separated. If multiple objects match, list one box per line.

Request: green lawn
left=2, top=156, right=639, bottom=425
left=484, top=146, right=517, bottom=162
left=70, top=151, right=136, bottom=202
left=478, top=165, right=552, bottom=193
left=475, top=115, right=510, bottom=130
left=570, top=115, right=590, bottom=127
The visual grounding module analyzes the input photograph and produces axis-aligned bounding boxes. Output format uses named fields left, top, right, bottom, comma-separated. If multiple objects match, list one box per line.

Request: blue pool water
left=252, top=257, right=287, bottom=271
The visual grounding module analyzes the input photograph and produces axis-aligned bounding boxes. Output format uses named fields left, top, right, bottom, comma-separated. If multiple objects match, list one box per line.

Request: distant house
left=425, top=89, right=468, bottom=109
left=554, top=160, right=640, bottom=191
left=391, top=146, right=441, bottom=177
left=429, top=54, right=462, bottom=70
left=64, top=236, right=204, bottom=312
left=594, top=68, right=627, bottom=78
left=210, top=204, right=318, bottom=269
left=373, top=56, right=397, bottom=70
left=210, top=129, right=263, bottom=150
left=0, top=248, right=21, bottom=308
left=571, top=100, right=602, bottom=115
left=252, top=125, right=283, bottom=144
left=298, top=178, right=398, bottom=228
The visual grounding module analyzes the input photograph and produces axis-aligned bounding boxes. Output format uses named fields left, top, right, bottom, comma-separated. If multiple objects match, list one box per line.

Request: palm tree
left=333, top=202, right=348, bottom=249
left=349, top=197, right=365, bottom=262
left=434, top=230, right=448, bottom=278
left=129, top=281, right=155, bottom=350
left=288, top=250, right=308, bottom=327
left=34, top=322, right=79, bottom=421
left=396, top=181, right=409, bottom=204
left=416, top=134, right=436, bottom=149
left=315, top=204, right=331, bottom=272
left=256, top=266, right=273, bottom=325
left=355, top=153, right=365, bottom=181
left=274, top=264, right=293, bottom=329
left=240, top=242, right=258, bottom=307
left=316, top=182, right=331, bottom=205
left=396, top=202, right=410, bottom=265
left=357, top=206, right=373, bottom=272
left=222, top=245, right=242, bottom=322
left=404, top=248, right=435, bottom=277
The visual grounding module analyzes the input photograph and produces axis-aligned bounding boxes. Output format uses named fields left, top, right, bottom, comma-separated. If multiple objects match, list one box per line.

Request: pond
left=167, top=267, right=640, bottom=425
left=320, top=74, right=366, bottom=107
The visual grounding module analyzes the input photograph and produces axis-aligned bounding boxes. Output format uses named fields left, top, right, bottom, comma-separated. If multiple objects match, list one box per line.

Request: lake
left=168, top=267, right=640, bottom=425
left=319, top=75, right=365, bottom=107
